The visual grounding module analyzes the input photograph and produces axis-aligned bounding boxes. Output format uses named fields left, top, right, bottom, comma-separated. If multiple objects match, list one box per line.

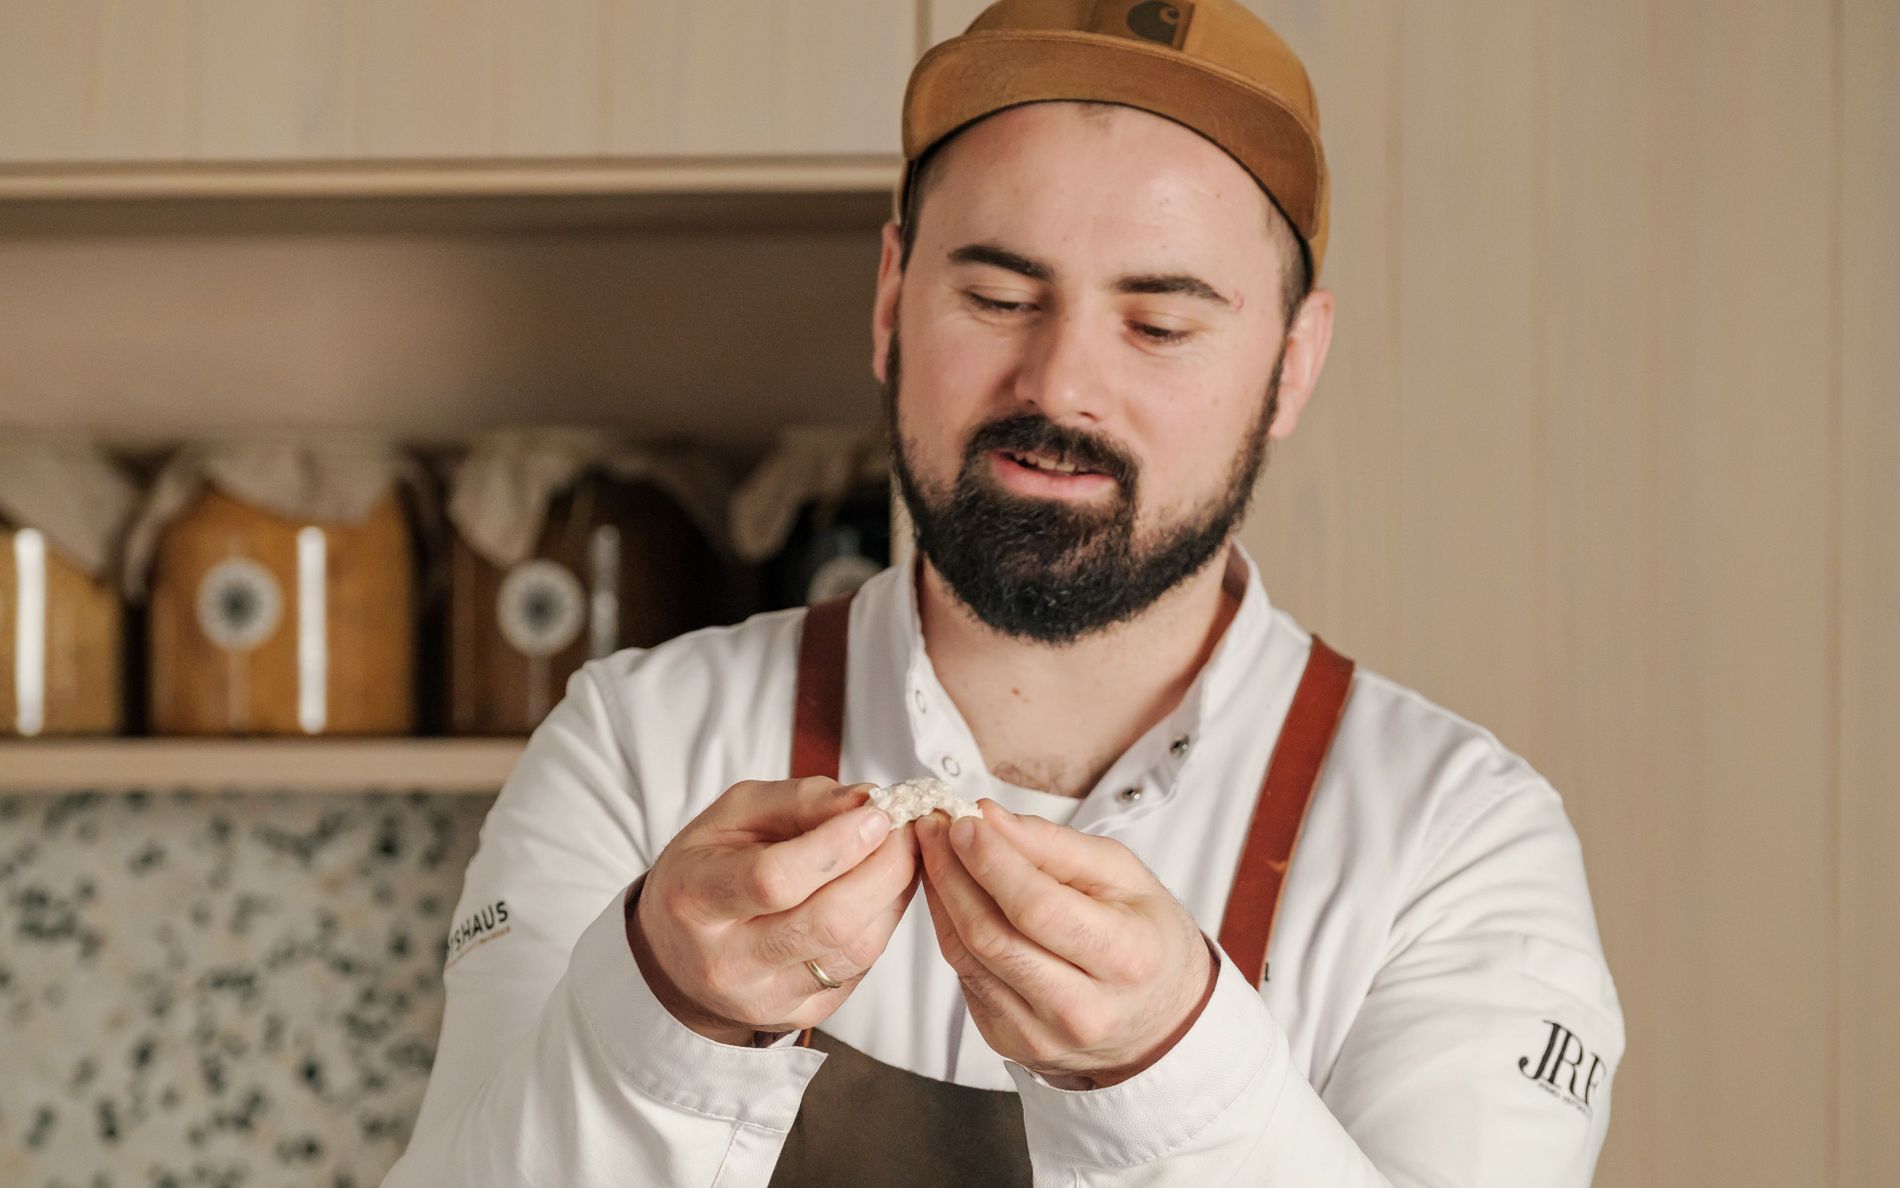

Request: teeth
left=1009, top=451, right=1082, bottom=474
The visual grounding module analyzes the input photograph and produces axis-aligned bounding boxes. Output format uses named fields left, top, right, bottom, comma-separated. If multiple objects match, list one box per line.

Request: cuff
left=1003, top=940, right=1285, bottom=1168
left=566, top=880, right=828, bottom=1132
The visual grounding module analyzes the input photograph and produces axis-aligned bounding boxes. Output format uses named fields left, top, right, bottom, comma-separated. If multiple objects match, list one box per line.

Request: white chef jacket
left=384, top=543, right=1625, bottom=1187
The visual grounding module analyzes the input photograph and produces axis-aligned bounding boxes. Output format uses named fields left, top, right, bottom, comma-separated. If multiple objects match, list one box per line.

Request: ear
left=1265, top=287, right=1336, bottom=440
left=871, top=220, right=905, bottom=384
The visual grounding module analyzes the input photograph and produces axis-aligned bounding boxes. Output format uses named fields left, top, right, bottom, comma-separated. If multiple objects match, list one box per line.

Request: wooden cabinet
left=0, top=0, right=919, bottom=165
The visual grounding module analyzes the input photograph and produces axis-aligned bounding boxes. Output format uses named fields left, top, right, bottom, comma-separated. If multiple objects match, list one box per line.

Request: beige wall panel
left=0, top=0, right=198, bottom=163
left=353, top=0, right=498, bottom=158
left=1839, top=0, right=1899, bottom=1182
left=1239, top=1, right=1404, bottom=667
left=1536, top=3, right=1662, bottom=1184
left=1386, top=2, right=1545, bottom=751
left=0, top=3, right=101, bottom=162
left=1644, top=2, right=1837, bottom=1183
left=928, top=0, right=991, bottom=44
left=0, top=225, right=882, bottom=449
left=496, top=0, right=604, bottom=156
left=192, top=0, right=352, bottom=159
left=603, top=1, right=912, bottom=156
left=88, top=0, right=195, bottom=160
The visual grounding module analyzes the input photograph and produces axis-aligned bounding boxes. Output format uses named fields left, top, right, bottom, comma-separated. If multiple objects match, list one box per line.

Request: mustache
left=963, top=415, right=1137, bottom=490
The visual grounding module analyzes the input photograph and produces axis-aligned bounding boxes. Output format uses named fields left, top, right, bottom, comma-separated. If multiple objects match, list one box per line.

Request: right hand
left=628, top=776, right=919, bottom=1045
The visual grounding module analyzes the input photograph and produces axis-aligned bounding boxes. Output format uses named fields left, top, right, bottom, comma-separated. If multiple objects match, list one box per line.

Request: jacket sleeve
left=1005, top=778, right=1626, bottom=1187
left=380, top=661, right=826, bottom=1188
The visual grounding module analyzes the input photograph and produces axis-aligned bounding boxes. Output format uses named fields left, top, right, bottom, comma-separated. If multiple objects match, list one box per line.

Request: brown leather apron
left=768, top=590, right=1356, bottom=1187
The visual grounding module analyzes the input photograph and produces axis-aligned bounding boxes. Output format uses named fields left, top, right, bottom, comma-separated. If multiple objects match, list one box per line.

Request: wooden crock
left=0, top=526, right=124, bottom=736
left=146, top=487, right=416, bottom=735
left=447, top=474, right=722, bottom=735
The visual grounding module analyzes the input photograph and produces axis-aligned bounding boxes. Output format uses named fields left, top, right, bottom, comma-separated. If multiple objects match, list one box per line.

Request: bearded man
left=389, top=3, right=1624, bottom=1185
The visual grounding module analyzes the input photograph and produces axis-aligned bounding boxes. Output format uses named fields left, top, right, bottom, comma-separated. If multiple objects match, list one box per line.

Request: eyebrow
left=945, top=241, right=1236, bottom=310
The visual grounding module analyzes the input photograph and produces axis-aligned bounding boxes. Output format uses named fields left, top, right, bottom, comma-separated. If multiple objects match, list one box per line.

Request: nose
left=1011, top=303, right=1106, bottom=425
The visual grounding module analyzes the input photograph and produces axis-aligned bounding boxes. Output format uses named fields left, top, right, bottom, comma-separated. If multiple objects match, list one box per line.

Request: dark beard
left=882, top=326, right=1281, bottom=645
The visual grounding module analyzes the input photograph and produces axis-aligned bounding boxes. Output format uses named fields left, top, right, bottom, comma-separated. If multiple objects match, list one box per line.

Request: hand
left=629, top=776, right=920, bottom=1045
left=916, top=802, right=1217, bottom=1087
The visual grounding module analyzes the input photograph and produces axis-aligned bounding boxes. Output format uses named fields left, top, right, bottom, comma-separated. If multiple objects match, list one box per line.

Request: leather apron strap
left=770, top=589, right=1355, bottom=1186
left=790, top=591, right=855, bottom=783
left=1215, top=633, right=1356, bottom=986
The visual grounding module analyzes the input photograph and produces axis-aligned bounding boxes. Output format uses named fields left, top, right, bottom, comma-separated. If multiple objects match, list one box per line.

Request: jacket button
left=914, top=689, right=927, bottom=714
left=1118, top=787, right=1143, bottom=803
left=943, top=756, right=961, bottom=777
left=1169, top=734, right=1191, bottom=757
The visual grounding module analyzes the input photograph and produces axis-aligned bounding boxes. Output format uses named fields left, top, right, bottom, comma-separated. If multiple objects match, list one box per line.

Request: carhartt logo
left=1124, top=1, right=1185, bottom=48
left=1518, top=1019, right=1610, bottom=1117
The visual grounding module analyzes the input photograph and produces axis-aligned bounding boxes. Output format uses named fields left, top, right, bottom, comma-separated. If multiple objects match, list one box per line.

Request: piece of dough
left=869, top=776, right=981, bottom=825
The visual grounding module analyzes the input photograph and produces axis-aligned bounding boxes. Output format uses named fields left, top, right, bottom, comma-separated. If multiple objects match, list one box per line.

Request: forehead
left=918, top=101, right=1276, bottom=270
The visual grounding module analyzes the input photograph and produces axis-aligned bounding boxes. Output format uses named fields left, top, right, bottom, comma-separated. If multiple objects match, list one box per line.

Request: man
left=386, top=2, right=1624, bottom=1185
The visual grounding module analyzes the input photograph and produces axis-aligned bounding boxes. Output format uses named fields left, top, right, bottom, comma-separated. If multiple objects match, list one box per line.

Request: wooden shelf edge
left=0, top=155, right=904, bottom=202
left=0, top=738, right=526, bottom=794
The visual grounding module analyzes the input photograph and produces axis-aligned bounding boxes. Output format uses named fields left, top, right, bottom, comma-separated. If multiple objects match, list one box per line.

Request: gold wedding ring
left=805, top=958, right=843, bottom=991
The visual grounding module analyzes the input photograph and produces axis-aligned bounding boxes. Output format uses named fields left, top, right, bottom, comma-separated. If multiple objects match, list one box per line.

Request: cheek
left=1123, top=375, right=1260, bottom=508
left=921, top=314, right=1019, bottom=398
left=895, top=313, right=1019, bottom=459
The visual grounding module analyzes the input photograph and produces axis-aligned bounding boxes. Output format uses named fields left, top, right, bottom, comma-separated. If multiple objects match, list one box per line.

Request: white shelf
left=0, top=738, right=526, bottom=794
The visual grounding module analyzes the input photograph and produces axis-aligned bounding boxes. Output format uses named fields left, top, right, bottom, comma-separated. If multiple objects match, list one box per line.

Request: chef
left=385, top=1, right=1625, bottom=1185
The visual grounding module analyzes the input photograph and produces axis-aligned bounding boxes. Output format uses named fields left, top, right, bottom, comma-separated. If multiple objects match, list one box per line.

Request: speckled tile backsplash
left=0, top=789, right=491, bottom=1188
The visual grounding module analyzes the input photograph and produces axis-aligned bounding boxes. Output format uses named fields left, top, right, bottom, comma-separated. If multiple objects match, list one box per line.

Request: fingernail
left=858, top=805, right=893, bottom=843
left=950, top=816, right=976, bottom=850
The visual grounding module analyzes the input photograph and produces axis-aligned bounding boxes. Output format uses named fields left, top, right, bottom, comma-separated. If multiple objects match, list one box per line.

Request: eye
left=1132, top=323, right=1192, bottom=345
left=966, top=292, right=1032, bottom=314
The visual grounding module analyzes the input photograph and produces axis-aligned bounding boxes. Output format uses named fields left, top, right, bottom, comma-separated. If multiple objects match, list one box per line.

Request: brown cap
left=900, top=0, right=1329, bottom=278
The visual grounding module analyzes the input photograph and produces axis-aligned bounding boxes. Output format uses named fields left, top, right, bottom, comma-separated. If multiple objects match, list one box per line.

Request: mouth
left=1000, top=448, right=1099, bottom=475
left=988, top=448, right=1119, bottom=497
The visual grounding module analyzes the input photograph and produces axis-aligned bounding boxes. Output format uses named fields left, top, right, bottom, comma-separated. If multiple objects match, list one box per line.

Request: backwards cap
left=899, top=0, right=1330, bottom=277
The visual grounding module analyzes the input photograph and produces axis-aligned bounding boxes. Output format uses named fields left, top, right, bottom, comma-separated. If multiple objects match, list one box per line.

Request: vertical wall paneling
left=1646, top=1, right=1837, bottom=1182
left=603, top=2, right=912, bottom=157
left=0, top=0, right=919, bottom=164
left=604, top=1, right=770, bottom=154
left=1389, top=1, right=1544, bottom=749
left=1838, top=0, right=1899, bottom=1182
left=353, top=0, right=498, bottom=159
left=928, top=0, right=992, bottom=44
left=1239, top=1, right=1405, bottom=668
left=780, top=2, right=913, bottom=155
left=496, top=0, right=604, bottom=156
left=0, top=2, right=101, bottom=162
left=89, top=0, right=195, bottom=160
left=192, top=0, right=353, bottom=159
left=1536, top=0, right=1660, bottom=1181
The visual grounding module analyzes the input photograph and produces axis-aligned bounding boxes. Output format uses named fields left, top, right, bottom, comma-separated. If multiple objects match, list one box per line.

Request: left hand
left=915, top=801, right=1218, bottom=1088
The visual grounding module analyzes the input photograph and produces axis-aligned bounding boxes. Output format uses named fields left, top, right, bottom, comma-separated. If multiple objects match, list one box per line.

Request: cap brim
left=902, top=29, right=1327, bottom=271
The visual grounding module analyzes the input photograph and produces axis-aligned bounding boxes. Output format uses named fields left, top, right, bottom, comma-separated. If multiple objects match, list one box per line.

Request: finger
left=751, top=823, right=917, bottom=968
left=699, top=801, right=893, bottom=918
left=917, top=814, right=1090, bottom=1006
left=982, top=801, right=1144, bottom=896
left=919, top=865, right=1040, bottom=1025
left=763, top=854, right=921, bottom=1008
left=706, top=776, right=876, bottom=841
left=947, top=808, right=1126, bottom=980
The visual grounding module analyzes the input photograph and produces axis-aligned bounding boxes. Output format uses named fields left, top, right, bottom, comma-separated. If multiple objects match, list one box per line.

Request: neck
left=916, top=542, right=1243, bottom=797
